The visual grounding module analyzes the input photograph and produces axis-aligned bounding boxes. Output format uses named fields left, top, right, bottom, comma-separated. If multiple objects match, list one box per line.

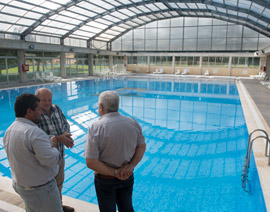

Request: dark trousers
left=94, top=175, right=134, bottom=212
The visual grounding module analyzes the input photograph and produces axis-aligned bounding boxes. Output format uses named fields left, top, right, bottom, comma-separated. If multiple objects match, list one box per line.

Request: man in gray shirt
left=85, top=90, right=146, bottom=212
left=4, top=93, right=63, bottom=212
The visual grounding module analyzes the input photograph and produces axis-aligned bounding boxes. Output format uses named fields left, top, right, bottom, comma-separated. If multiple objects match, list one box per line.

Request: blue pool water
left=0, top=77, right=266, bottom=212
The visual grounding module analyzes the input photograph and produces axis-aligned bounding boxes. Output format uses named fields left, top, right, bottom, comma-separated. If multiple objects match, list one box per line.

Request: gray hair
left=99, top=90, right=119, bottom=113
left=35, top=88, right=52, bottom=97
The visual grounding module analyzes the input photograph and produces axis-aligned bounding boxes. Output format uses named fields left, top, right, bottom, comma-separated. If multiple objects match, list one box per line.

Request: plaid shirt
left=38, top=104, right=70, bottom=158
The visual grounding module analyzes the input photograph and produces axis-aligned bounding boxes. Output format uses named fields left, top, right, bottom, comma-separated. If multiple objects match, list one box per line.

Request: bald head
left=35, top=88, right=52, bottom=114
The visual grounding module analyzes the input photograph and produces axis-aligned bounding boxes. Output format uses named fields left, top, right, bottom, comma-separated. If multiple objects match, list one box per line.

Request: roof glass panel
left=139, top=16, right=151, bottom=22
left=250, top=2, right=265, bottom=15
left=108, top=0, right=121, bottom=7
left=93, top=18, right=112, bottom=26
left=73, top=30, right=95, bottom=37
left=40, top=1, right=61, bottom=10
left=238, top=1, right=251, bottom=9
left=130, top=7, right=143, bottom=14
left=110, top=11, right=129, bottom=19
left=103, top=15, right=121, bottom=23
left=87, top=21, right=108, bottom=29
left=92, top=0, right=114, bottom=10
left=110, top=26, right=126, bottom=31
left=120, top=0, right=132, bottom=4
left=262, top=8, right=270, bottom=18
left=162, top=12, right=172, bottom=18
left=0, top=14, right=19, bottom=23
left=80, top=25, right=103, bottom=33
left=117, top=23, right=131, bottom=29
left=155, top=14, right=165, bottom=18
left=99, top=33, right=114, bottom=39
left=227, top=10, right=237, bottom=16
left=0, top=23, right=12, bottom=31
left=248, top=15, right=259, bottom=23
left=95, top=37, right=110, bottom=41
left=105, top=29, right=121, bottom=35
left=188, top=3, right=198, bottom=9
left=137, top=5, right=151, bottom=13
left=238, top=12, right=248, bottom=18
left=226, top=0, right=237, bottom=7
left=60, top=11, right=87, bottom=20
left=125, top=21, right=139, bottom=27
left=154, top=3, right=168, bottom=10
left=24, top=11, right=43, bottom=19
left=207, top=5, right=217, bottom=11
left=146, top=4, right=160, bottom=11
left=51, top=15, right=82, bottom=25
left=132, top=18, right=145, bottom=24
left=69, top=6, right=97, bottom=17
left=258, top=20, right=268, bottom=27
left=50, top=0, right=70, bottom=4
left=196, top=3, right=207, bottom=9
left=17, top=18, right=36, bottom=26
left=12, top=1, right=35, bottom=10
left=177, top=3, right=188, bottom=9
left=2, top=6, right=27, bottom=16
left=168, top=3, right=178, bottom=9
left=120, top=9, right=136, bottom=16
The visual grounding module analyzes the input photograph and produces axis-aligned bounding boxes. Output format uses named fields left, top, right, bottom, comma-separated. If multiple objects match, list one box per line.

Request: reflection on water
left=0, top=77, right=266, bottom=212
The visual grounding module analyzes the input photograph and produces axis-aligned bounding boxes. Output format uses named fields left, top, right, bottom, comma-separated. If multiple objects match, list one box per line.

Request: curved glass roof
left=0, top=0, right=270, bottom=45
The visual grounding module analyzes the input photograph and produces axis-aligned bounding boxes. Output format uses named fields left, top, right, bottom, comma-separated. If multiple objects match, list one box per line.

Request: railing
left=241, top=129, right=270, bottom=193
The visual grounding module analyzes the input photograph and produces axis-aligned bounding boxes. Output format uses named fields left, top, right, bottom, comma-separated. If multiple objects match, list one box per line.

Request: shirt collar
left=99, top=111, right=120, bottom=120
left=42, top=104, right=56, bottom=116
left=15, top=117, right=37, bottom=126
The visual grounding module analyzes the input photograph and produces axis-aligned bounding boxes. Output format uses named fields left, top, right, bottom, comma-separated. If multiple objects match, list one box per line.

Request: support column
left=147, top=56, right=150, bottom=73
left=109, top=55, right=113, bottom=72
left=199, top=56, right=203, bottom=75
left=172, top=56, right=175, bottom=74
left=228, top=56, right=232, bottom=76
left=266, top=55, right=270, bottom=78
left=60, top=52, right=67, bottom=78
left=17, top=50, right=27, bottom=83
left=88, top=54, right=93, bottom=76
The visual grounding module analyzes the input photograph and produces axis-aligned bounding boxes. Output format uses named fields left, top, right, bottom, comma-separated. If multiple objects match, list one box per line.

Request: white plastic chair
left=153, top=69, right=159, bottom=74
left=159, top=68, right=164, bottom=74
left=204, top=70, right=209, bottom=76
left=35, top=72, right=44, bottom=82
left=41, top=72, right=51, bottom=82
left=182, top=69, right=189, bottom=75
left=49, top=71, right=62, bottom=81
left=256, top=72, right=266, bottom=80
left=175, top=69, right=181, bottom=75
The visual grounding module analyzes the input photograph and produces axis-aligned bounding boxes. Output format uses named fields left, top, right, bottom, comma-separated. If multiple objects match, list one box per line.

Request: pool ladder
left=241, top=129, right=270, bottom=193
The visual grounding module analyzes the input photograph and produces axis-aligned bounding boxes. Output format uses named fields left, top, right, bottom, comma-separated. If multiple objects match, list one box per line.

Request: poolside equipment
left=241, top=129, right=270, bottom=193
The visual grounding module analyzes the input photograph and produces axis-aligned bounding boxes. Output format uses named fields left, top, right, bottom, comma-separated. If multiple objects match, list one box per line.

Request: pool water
left=0, top=77, right=266, bottom=212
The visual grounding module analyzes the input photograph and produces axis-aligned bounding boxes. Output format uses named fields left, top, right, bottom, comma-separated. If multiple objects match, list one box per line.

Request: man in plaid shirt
left=36, top=88, right=74, bottom=212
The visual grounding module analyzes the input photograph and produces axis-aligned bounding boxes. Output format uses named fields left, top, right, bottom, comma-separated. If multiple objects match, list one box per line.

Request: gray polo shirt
left=4, top=118, right=60, bottom=187
left=85, top=112, right=145, bottom=168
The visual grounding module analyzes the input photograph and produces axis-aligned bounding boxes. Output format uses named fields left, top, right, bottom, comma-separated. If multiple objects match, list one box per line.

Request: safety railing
left=241, top=129, right=270, bottom=193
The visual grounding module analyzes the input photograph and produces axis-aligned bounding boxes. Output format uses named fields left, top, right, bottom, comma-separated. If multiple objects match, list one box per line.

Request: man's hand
left=56, top=131, right=74, bottom=148
left=117, top=164, right=134, bottom=180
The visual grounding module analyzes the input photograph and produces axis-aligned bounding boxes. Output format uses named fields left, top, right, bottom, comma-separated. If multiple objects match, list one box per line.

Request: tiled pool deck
left=0, top=75, right=270, bottom=211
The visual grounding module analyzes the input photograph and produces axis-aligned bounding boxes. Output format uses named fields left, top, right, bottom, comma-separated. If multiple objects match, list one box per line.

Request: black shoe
left=63, top=205, right=75, bottom=212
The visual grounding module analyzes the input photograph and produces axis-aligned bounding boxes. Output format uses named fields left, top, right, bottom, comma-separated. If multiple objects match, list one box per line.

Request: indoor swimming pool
left=0, top=76, right=266, bottom=212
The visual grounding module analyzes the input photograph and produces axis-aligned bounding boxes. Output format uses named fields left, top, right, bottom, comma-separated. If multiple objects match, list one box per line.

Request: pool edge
left=237, top=80, right=270, bottom=212
left=0, top=176, right=100, bottom=212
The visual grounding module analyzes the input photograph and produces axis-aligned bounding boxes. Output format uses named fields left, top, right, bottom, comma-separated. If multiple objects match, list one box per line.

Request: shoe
left=62, top=205, right=75, bottom=212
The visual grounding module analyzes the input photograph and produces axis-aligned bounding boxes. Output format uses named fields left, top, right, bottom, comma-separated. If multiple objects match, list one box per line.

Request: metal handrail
left=241, top=129, right=270, bottom=193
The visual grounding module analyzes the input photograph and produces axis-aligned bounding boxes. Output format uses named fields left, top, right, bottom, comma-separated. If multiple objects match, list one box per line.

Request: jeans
left=12, top=179, right=63, bottom=212
left=95, top=175, right=134, bottom=212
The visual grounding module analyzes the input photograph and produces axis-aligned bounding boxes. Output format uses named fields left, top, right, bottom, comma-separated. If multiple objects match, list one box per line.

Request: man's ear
left=24, top=108, right=33, bottom=119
